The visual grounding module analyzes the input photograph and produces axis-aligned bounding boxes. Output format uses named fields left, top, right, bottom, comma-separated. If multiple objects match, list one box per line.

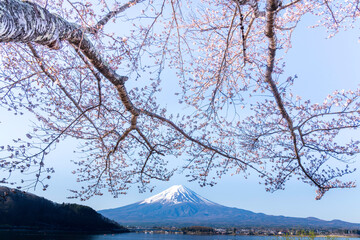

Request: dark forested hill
left=0, top=186, right=128, bottom=232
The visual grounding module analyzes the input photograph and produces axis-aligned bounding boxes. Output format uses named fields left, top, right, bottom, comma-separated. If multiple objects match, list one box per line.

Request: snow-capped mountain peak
left=140, top=185, right=217, bottom=205
left=99, top=185, right=360, bottom=229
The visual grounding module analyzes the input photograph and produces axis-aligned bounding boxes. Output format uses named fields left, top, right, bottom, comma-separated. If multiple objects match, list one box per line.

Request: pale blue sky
left=1, top=13, right=360, bottom=224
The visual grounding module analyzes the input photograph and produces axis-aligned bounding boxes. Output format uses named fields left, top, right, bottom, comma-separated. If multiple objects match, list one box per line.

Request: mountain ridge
left=99, top=185, right=360, bottom=228
left=0, top=186, right=128, bottom=232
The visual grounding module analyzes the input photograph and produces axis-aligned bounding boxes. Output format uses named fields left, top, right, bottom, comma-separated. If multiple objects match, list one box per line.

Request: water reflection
left=0, top=231, right=98, bottom=240
left=0, top=232, right=359, bottom=240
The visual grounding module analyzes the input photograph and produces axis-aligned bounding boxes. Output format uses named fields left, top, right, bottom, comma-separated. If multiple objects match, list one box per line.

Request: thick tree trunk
left=0, top=0, right=137, bottom=114
left=0, top=0, right=79, bottom=49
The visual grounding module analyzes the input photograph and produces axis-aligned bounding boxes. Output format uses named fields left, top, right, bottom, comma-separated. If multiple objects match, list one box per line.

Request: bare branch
left=87, top=0, right=146, bottom=33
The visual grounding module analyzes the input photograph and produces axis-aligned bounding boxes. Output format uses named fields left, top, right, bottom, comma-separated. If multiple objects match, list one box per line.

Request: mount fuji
left=99, top=185, right=360, bottom=228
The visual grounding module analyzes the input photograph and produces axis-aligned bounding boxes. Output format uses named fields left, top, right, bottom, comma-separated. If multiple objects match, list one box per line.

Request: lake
left=0, top=232, right=358, bottom=240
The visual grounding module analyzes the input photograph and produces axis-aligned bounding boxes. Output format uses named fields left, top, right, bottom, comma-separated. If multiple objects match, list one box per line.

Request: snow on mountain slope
left=98, top=185, right=360, bottom=228
left=140, top=185, right=217, bottom=205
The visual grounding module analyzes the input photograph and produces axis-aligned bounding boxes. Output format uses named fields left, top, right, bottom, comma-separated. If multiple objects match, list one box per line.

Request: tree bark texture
left=0, top=0, right=137, bottom=113
left=0, top=0, right=78, bottom=49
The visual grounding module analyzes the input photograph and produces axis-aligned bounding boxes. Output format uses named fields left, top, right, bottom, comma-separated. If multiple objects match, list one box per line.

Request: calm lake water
left=0, top=232, right=358, bottom=240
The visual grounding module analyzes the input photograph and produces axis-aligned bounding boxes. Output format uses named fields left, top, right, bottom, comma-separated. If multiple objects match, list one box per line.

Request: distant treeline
left=0, top=186, right=128, bottom=232
left=181, top=226, right=215, bottom=234
left=174, top=226, right=360, bottom=236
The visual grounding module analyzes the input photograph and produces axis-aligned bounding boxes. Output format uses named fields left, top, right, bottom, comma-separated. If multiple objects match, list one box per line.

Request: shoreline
left=0, top=227, right=129, bottom=234
left=0, top=229, right=359, bottom=238
left=131, top=229, right=360, bottom=238
left=1, top=227, right=359, bottom=238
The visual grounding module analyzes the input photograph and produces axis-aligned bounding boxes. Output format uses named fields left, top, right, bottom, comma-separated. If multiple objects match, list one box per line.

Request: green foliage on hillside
left=0, top=186, right=128, bottom=232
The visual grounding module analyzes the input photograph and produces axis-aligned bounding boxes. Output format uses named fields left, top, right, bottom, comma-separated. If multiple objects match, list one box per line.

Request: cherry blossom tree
left=0, top=0, right=359, bottom=200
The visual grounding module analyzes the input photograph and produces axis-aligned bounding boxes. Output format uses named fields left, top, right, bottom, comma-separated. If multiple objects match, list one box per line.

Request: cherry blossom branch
left=73, top=48, right=103, bottom=117
left=324, top=0, right=339, bottom=27
left=1, top=0, right=357, bottom=199
left=141, top=109, right=268, bottom=178
left=210, top=7, right=238, bottom=109
left=298, top=110, right=360, bottom=131
left=263, top=0, right=325, bottom=192
left=276, top=0, right=301, bottom=12
left=27, top=43, right=106, bottom=147
left=86, top=0, right=146, bottom=34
